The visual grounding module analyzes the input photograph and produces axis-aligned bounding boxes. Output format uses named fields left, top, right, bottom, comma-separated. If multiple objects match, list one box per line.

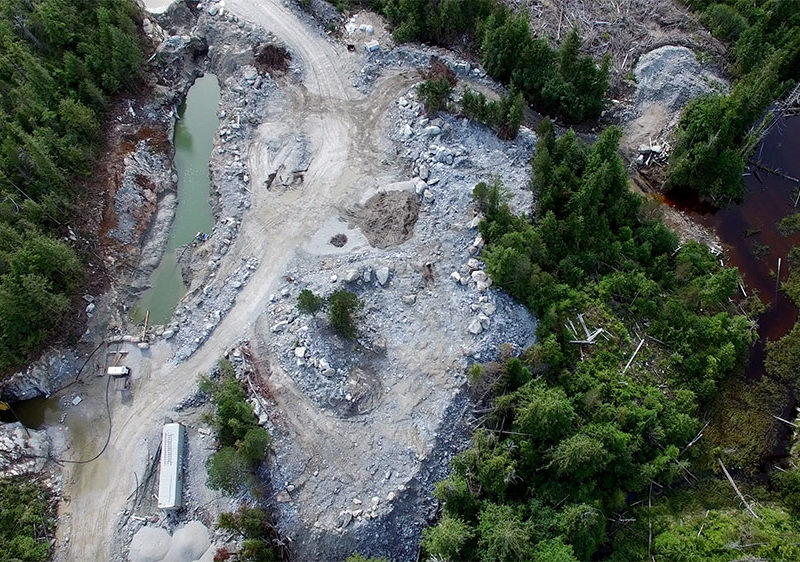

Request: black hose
left=49, top=373, right=113, bottom=465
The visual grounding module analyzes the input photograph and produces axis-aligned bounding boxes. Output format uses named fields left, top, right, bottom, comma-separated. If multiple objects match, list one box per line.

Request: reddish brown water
left=660, top=115, right=800, bottom=470
left=662, top=115, right=800, bottom=379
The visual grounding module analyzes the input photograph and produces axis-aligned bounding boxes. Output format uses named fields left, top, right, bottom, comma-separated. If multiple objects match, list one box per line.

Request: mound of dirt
left=354, top=190, right=420, bottom=249
left=255, top=43, right=290, bottom=73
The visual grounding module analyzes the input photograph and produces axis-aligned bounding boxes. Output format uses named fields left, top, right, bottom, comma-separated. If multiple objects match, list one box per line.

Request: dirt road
left=57, top=1, right=419, bottom=558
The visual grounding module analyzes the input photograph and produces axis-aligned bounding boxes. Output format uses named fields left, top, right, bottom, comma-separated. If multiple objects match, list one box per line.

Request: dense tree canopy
left=379, top=0, right=608, bottom=123
left=0, top=0, right=144, bottom=371
left=424, top=122, right=759, bottom=560
left=666, top=0, right=800, bottom=202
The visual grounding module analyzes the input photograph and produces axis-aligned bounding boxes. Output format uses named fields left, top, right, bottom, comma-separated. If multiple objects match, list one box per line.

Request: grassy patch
left=703, top=377, right=786, bottom=474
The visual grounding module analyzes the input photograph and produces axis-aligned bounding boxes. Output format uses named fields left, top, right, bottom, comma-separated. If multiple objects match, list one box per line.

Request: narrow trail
left=57, top=2, right=418, bottom=559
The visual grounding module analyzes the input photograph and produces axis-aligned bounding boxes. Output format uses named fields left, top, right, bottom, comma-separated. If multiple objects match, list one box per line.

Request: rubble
left=0, top=422, right=50, bottom=477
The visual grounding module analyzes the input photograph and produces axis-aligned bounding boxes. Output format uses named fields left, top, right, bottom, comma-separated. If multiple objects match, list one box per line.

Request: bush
left=421, top=513, right=475, bottom=560
left=665, top=0, right=799, bottom=202
left=417, top=78, right=452, bottom=114
left=328, top=290, right=362, bottom=339
left=297, top=289, right=324, bottom=314
left=425, top=123, right=756, bottom=559
left=203, top=362, right=271, bottom=493
left=0, top=478, right=53, bottom=562
left=217, top=507, right=280, bottom=561
left=0, top=0, right=144, bottom=372
left=703, top=3, right=748, bottom=42
left=206, top=447, right=252, bottom=493
left=461, top=87, right=525, bottom=139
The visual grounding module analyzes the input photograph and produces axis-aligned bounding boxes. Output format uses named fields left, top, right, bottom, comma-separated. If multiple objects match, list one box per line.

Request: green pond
left=131, top=74, right=220, bottom=325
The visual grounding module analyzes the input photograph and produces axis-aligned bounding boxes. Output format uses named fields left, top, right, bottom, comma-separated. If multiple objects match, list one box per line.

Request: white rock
left=423, top=189, right=435, bottom=204
left=470, top=215, right=482, bottom=229
left=423, top=125, right=441, bottom=136
left=435, top=147, right=454, bottom=165
left=330, top=274, right=338, bottom=283
left=376, top=266, right=390, bottom=286
left=402, top=294, right=416, bottom=305
left=415, top=180, right=427, bottom=195
left=418, top=164, right=429, bottom=180
left=450, top=271, right=462, bottom=283
left=476, top=280, right=489, bottom=292
left=163, top=329, right=175, bottom=339
left=294, top=347, right=306, bottom=358
left=344, top=269, right=361, bottom=282
left=467, top=318, right=483, bottom=335
left=85, top=302, right=96, bottom=314
left=362, top=268, right=372, bottom=283
left=473, top=234, right=485, bottom=249
left=467, top=258, right=481, bottom=271
left=471, top=270, right=487, bottom=283
left=482, top=302, right=497, bottom=316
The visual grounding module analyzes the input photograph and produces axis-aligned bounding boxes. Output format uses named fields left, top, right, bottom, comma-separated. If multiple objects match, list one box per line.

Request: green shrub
left=0, top=478, right=53, bottom=562
left=217, top=507, right=280, bottom=561
left=0, top=0, right=144, bottom=372
left=206, top=447, right=253, bottom=493
left=461, top=87, right=525, bottom=139
left=203, top=363, right=271, bottom=493
left=425, top=123, right=756, bottom=559
left=328, top=290, right=362, bottom=339
left=421, top=513, right=475, bottom=559
left=417, top=78, right=452, bottom=114
left=703, top=3, right=748, bottom=42
left=297, top=289, right=324, bottom=314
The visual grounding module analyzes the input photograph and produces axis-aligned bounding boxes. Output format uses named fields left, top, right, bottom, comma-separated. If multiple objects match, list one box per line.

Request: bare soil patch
left=255, top=43, right=291, bottom=73
left=353, top=190, right=420, bottom=248
left=329, top=233, right=348, bottom=247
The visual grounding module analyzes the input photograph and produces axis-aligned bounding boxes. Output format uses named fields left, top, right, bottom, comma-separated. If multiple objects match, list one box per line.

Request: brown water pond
left=659, top=115, right=800, bottom=469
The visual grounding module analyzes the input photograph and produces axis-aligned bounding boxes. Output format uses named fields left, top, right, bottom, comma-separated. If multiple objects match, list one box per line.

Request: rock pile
left=0, top=422, right=50, bottom=477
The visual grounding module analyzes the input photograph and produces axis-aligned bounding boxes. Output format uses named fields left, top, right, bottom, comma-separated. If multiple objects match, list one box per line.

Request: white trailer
left=157, top=422, right=186, bottom=510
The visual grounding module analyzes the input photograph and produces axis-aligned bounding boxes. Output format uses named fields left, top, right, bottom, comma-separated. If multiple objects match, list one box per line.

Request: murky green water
left=1, top=396, right=61, bottom=428
left=131, top=74, right=220, bottom=325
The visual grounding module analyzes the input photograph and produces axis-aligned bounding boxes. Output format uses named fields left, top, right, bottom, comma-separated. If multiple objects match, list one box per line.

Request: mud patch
left=329, top=233, right=348, bottom=247
left=354, top=190, right=420, bottom=249
left=255, top=43, right=290, bottom=74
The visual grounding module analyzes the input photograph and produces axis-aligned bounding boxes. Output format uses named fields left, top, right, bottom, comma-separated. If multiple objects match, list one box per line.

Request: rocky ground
left=0, top=0, right=735, bottom=561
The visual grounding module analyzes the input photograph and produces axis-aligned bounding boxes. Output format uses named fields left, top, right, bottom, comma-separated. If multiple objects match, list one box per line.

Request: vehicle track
left=56, top=2, right=418, bottom=559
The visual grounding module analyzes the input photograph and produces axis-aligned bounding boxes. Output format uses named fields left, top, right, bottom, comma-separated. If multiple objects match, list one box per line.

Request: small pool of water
left=131, top=74, right=220, bottom=326
left=0, top=396, right=61, bottom=428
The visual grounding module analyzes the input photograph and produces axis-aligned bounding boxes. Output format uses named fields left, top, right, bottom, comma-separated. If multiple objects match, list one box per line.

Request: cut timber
left=569, top=328, right=604, bottom=345
left=621, top=338, right=645, bottom=375
left=773, top=414, right=799, bottom=428
left=718, top=458, right=759, bottom=519
left=157, top=423, right=186, bottom=510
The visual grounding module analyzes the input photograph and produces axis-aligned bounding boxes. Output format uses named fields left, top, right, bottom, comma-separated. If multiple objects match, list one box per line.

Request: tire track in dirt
left=57, top=2, right=421, bottom=559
